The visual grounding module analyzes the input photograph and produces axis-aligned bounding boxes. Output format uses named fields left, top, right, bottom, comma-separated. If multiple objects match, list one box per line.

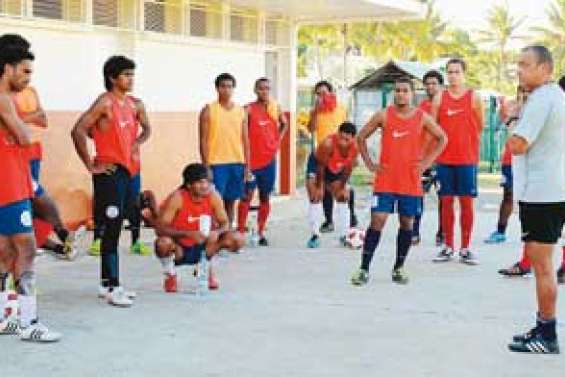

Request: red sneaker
left=208, top=270, right=219, bottom=290
left=163, top=273, right=178, bottom=293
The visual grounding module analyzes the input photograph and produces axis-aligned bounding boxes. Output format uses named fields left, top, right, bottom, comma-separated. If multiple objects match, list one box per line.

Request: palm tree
left=531, top=0, right=565, bottom=76
left=477, top=1, right=525, bottom=90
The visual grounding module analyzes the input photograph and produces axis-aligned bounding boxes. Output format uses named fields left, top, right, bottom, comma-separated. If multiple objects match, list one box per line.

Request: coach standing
left=507, top=45, right=565, bottom=354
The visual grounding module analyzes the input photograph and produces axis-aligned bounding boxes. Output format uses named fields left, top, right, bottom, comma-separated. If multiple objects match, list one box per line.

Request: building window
left=230, top=8, right=257, bottom=43
left=189, top=1, right=222, bottom=39
left=93, top=0, right=118, bottom=27
left=33, top=0, right=63, bottom=20
left=0, top=0, right=25, bottom=17
left=266, top=18, right=290, bottom=47
left=143, top=0, right=182, bottom=34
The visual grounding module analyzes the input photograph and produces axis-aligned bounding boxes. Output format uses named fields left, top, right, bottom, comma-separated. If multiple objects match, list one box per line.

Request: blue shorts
left=500, top=165, right=513, bottom=191
left=30, top=159, right=45, bottom=197
left=436, top=164, right=478, bottom=197
left=0, top=199, right=33, bottom=236
left=211, top=163, right=245, bottom=201
left=305, top=152, right=346, bottom=183
left=175, top=244, right=205, bottom=266
left=246, top=160, right=276, bottom=195
left=371, top=192, right=422, bottom=217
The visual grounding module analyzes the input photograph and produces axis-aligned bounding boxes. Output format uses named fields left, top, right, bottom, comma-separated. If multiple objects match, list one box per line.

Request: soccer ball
left=345, top=228, right=365, bottom=250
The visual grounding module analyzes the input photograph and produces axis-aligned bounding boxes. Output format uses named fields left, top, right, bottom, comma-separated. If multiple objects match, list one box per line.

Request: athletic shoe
left=0, top=318, right=20, bottom=335
left=512, top=325, right=539, bottom=343
left=98, top=286, right=136, bottom=300
left=20, top=323, right=62, bottom=343
left=350, top=215, right=359, bottom=228
left=163, top=273, right=178, bottom=293
left=459, top=249, right=479, bottom=265
left=557, top=265, right=565, bottom=284
left=351, top=269, right=369, bottom=286
left=130, top=241, right=152, bottom=256
left=411, top=235, right=421, bottom=246
left=484, top=231, right=507, bottom=244
left=258, top=237, right=269, bottom=247
left=435, top=232, right=444, bottom=247
left=498, top=263, right=531, bottom=277
left=107, top=287, right=133, bottom=307
left=208, top=270, right=219, bottom=290
left=508, top=333, right=560, bottom=354
left=63, top=226, right=86, bottom=261
left=89, top=239, right=101, bottom=256
left=320, top=221, right=334, bottom=233
left=307, top=235, right=321, bottom=249
left=392, top=268, right=409, bottom=285
left=433, top=247, right=454, bottom=262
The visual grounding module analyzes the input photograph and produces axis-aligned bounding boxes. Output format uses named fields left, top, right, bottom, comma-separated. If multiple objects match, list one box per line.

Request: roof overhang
left=229, top=0, right=425, bottom=24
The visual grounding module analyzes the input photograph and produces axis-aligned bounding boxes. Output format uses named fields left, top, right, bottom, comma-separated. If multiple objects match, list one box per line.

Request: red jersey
left=92, top=94, right=137, bottom=175
left=13, top=92, right=43, bottom=161
left=419, top=99, right=432, bottom=115
left=373, top=106, right=424, bottom=196
left=437, top=89, right=481, bottom=165
left=501, top=142, right=512, bottom=166
left=171, top=190, right=213, bottom=247
left=129, top=97, right=141, bottom=175
left=247, top=101, right=279, bottom=170
left=0, top=127, right=33, bottom=206
left=326, top=134, right=358, bottom=174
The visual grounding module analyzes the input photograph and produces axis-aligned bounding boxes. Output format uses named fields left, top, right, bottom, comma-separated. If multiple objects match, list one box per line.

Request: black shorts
left=519, top=202, right=565, bottom=244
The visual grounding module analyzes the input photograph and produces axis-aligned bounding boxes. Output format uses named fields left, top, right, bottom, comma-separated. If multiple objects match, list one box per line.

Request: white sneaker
left=63, top=226, right=87, bottom=261
left=107, top=287, right=133, bottom=307
left=0, top=318, right=20, bottom=335
left=20, top=323, right=61, bottom=343
left=98, top=286, right=136, bottom=300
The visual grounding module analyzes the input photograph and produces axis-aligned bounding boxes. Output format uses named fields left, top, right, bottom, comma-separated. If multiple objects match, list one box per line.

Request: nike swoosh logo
left=392, top=131, right=409, bottom=138
left=447, top=109, right=463, bottom=117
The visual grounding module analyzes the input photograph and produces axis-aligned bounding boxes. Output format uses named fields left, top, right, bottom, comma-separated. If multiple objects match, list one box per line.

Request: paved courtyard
left=2, top=188, right=564, bottom=377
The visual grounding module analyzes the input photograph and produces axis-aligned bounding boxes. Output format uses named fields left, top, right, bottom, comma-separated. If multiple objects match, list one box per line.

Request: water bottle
left=197, top=249, right=209, bottom=295
left=249, top=226, right=259, bottom=248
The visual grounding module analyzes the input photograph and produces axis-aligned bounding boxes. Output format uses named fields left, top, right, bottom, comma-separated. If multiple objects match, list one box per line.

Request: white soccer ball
left=346, top=228, right=365, bottom=250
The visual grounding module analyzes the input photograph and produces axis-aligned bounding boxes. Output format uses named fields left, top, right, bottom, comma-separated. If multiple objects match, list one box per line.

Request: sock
left=55, top=227, right=69, bottom=244
left=335, top=202, right=349, bottom=238
left=361, top=228, right=381, bottom=271
left=237, top=200, right=251, bottom=234
left=519, top=246, right=531, bottom=270
left=440, top=196, right=455, bottom=249
left=160, top=256, right=176, bottom=275
left=308, top=202, right=323, bottom=237
left=258, top=200, right=270, bottom=236
left=413, top=214, right=422, bottom=238
left=460, top=196, right=474, bottom=249
left=394, top=229, right=413, bottom=270
left=131, top=227, right=140, bottom=245
left=322, top=190, right=333, bottom=224
left=496, top=221, right=507, bottom=235
left=18, top=294, right=37, bottom=328
left=538, top=316, right=557, bottom=341
left=348, top=189, right=356, bottom=225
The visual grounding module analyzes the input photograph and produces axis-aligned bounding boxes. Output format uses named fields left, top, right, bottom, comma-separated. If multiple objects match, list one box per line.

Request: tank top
left=171, top=189, right=213, bottom=247
left=13, top=87, right=43, bottom=161
left=326, top=134, right=358, bottom=174
left=247, top=101, right=280, bottom=170
left=208, top=101, right=245, bottom=165
left=0, top=127, right=33, bottom=206
left=315, top=104, right=347, bottom=146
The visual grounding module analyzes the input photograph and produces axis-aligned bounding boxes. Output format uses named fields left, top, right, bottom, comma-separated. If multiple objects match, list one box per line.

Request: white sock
left=160, top=256, right=176, bottom=276
left=335, top=202, right=349, bottom=238
left=18, top=294, right=37, bottom=328
left=0, top=291, right=7, bottom=317
left=308, top=202, right=323, bottom=236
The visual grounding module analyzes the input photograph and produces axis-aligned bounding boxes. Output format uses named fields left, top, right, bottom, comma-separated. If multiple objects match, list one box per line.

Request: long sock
left=440, top=196, right=455, bottom=249
left=361, top=228, right=381, bottom=271
left=18, top=295, right=37, bottom=328
left=394, top=229, right=413, bottom=270
left=237, top=200, right=251, bottom=234
left=160, top=256, right=176, bottom=275
left=322, top=190, right=333, bottom=224
left=538, top=317, right=557, bottom=341
left=413, top=214, right=422, bottom=238
left=55, top=227, right=69, bottom=244
left=308, top=202, right=323, bottom=236
left=460, top=197, right=474, bottom=249
left=348, top=189, right=357, bottom=225
left=519, top=246, right=531, bottom=270
left=131, top=227, right=140, bottom=245
left=335, top=202, right=349, bottom=238
left=258, top=200, right=270, bottom=236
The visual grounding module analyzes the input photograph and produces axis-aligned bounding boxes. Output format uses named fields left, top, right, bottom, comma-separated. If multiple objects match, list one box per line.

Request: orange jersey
left=92, top=94, right=137, bottom=175
left=171, top=190, right=213, bottom=248
left=326, top=134, right=358, bottom=174
left=0, top=127, right=33, bottom=206
left=373, top=106, right=425, bottom=196
left=436, top=89, right=481, bottom=165
left=13, top=87, right=44, bottom=161
left=247, top=101, right=280, bottom=170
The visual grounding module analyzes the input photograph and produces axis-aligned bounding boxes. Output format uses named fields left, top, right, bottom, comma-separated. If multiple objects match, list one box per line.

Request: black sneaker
left=435, top=232, right=444, bottom=247
left=512, top=325, right=539, bottom=343
left=557, top=265, right=565, bottom=284
left=258, top=237, right=269, bottom=247
left=320, top=221, right=334, bottom=233
left=498, top=263, right=531, bottom=277
left=508, top=333, right=560, bottom=354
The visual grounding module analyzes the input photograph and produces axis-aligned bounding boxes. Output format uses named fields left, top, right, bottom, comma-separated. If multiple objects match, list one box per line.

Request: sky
left=433, top=0, right=553, bottom=46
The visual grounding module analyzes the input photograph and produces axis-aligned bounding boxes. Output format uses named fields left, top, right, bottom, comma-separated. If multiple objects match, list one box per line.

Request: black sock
left=538, top=317, right=557, bottom=341
left=496, top=222, right=507, bottom=234
left=55, top=228, right=69, bottom=244
left=394, top=229, right=413, bottom=270
left=348, top=189, right=357, bottom=225
left=131, top=228, right=140, bottom=245
left=413, top=214, right=422, bottom=237
left=361, top=228, right=381, bottom=271
left=323, top=190, right=333, bottom=224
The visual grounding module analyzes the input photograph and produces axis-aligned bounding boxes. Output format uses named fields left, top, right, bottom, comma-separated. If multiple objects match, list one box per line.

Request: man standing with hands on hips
left=507, top=45, right=565, bottom=354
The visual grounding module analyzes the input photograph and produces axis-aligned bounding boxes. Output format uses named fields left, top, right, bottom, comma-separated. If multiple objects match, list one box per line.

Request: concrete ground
left=2, top=188, right=564, bottom=377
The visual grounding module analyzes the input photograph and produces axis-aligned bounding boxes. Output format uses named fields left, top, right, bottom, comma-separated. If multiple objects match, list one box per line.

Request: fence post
left=488, top=96, right=498, bottom=173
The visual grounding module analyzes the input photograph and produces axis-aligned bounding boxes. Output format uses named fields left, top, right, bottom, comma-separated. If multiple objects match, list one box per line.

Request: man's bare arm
left=278, top=105, right=289, bottom=139
left=473, top=92, right=485, bottom=133
left=199, top=105, right=210, bottom=166
left=313, top=138, right=333, bottom=187
left=71, top=95, right=109, bottom=172
left=210, top=191, right=229, bottom=232
left=134, top=98, right=151, bottom=145
left=0, top=94, right=31, bottom=146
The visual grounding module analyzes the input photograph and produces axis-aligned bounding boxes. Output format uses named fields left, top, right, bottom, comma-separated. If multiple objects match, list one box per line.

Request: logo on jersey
left=20, top=210, right=32, bottom=227
left=187, top=216, right=199, bottom=223
left=392, top=131, right=409, bottom=139
left=258, top=120, right=270, bottom=127
left=446, top=108, right=463, bottom=117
